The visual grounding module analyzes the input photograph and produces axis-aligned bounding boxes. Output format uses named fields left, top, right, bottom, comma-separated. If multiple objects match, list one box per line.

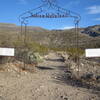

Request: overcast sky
left=0, top=0, right=100, bottom=29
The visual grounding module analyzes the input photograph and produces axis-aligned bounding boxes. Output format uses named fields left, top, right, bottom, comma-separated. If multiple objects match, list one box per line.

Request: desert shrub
left=66, top=48, right=84, bottom=56
left=13, top=37, right=49, bottom=53
left=15, top=49, right=36, bottom=64
left=26, top=41, right=49, bottom=55
left=13, top=40, right=24, bottom=48
left=27, top=51, right=43, bottom=63
left=15, top=48, right=44, bottom=64
left=66, top=48, right=84, bottom=62
left=50, top=47, right=63, bottom=52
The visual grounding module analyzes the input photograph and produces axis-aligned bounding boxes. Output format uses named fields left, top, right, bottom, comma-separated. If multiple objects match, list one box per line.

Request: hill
left=0, top=23, right=100, bottom=49
left=81, top=25, right=100, bottom=37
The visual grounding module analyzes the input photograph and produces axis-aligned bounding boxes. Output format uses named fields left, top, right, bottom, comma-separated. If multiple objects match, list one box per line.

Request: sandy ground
left=0, top=53, right=100, bottom=100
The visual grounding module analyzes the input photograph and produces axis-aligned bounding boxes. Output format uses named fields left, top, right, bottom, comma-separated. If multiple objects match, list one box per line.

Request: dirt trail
left=0, top=53, right=99, bottom=100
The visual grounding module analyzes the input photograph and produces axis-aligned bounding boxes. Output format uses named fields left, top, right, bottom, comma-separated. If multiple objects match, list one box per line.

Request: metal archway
left=18, top=0, right=81, bottom=75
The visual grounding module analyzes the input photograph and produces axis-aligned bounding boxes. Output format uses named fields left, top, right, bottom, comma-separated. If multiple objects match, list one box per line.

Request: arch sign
left=18, top=0, right=81, bottom=72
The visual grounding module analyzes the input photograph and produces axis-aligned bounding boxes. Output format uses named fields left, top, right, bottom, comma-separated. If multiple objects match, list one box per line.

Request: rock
left=64, top=97, right=68, bottom=100
left=24, top=71, right=27, bottom=75
left=81, top=73, right=95, bottom=81
left=0, top=96, right=4, bottom=100
left=60, top=96, right=63, bottom=98
left=54, top=76, right=57, bottom=79
left=81, top=63, right=84, bottom=66
left=35, top=88, right=40, bottom=92
left=17, top=74, right=20, bottom=78
left=60, top=96, right=68, bottom=100
left=96, top=75, right=100, bottom=82
left=40, top=85, right=45, bottom=88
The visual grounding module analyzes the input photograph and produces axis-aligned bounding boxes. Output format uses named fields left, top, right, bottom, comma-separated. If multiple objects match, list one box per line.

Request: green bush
left=15, top=50, right=43, bottom=64
left=66, top=48, right=84, bottom=56
left=26, top=41, right=49, bottom=55
left=66, top=48, right=84, bottom=62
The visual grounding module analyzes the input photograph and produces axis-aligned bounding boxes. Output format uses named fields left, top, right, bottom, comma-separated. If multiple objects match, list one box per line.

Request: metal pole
left=75, top=21, right=80, bottom=77
left=21, top=22, right=23, bottom=38
left=23, top=23, right=27, bottom=70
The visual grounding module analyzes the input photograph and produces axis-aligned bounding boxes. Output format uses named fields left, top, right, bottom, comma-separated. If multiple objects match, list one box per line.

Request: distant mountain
left=0, top=23, right=16, bottom=27
left=81, top=25, right=100, bottom=37
left=0, top=23, right=48, bottom=32
left=0, top=23, right=18, bottom=31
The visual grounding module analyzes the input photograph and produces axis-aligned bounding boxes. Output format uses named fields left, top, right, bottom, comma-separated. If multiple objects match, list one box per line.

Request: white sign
left=0, top=48, right=15, bottom=56
left=85, top=48, right=100, bottom=57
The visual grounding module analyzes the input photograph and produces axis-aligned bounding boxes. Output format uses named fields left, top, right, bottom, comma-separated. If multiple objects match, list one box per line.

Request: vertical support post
left=21, top=22, right=23, bottom=38
left=75, top=21, right=80, bottom=77
left=24, top=23, right=27, bottom=46
left=75, top=19, right=80, bottom=77
left=17, top=22, right=23, bottom=42
left=23, top=23, right=27, bottom=70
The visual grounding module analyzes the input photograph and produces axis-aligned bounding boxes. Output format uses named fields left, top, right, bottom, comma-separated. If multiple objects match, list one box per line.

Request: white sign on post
left=0, top=48, right=15, bottom=56
left=85, top=48, right=100, bottom=57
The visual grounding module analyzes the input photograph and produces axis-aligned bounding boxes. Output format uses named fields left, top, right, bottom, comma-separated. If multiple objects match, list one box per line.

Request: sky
left=0, top=0, right=100, bottom=29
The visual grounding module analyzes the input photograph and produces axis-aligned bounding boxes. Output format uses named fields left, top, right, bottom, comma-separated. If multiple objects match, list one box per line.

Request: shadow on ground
left=45, top=58, right=65, bottom=62
left=37, top=66, right=55, bottom=70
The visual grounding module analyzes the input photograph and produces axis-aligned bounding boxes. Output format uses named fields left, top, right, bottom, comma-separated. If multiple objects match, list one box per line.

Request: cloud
left=95, top=18, right=100, bottom=21
left=18, top=0, right=27, bottom=5
left=87, top=5, right=100, bottom=14
left=59, top=26, right=74, bottom=30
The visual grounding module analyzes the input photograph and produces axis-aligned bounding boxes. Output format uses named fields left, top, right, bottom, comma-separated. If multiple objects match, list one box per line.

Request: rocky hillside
left=81, top=25, right=100, bottom=37
left=0, top=23, right=100, bottom=49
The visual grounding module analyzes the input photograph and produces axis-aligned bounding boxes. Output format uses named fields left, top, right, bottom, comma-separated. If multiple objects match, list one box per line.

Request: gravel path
left=0, top=53, right=99, bottom=100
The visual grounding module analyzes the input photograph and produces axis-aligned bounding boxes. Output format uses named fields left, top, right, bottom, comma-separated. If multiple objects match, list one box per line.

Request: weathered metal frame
left=18, top=0, right=81, bottom=75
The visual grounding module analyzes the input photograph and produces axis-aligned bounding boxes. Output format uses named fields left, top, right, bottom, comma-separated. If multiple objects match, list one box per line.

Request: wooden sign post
left=0, top=48, right=15, bottom=64
left=85, top=48, right=100, bottom=57
left=0, top=48, right=14, bottom=56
